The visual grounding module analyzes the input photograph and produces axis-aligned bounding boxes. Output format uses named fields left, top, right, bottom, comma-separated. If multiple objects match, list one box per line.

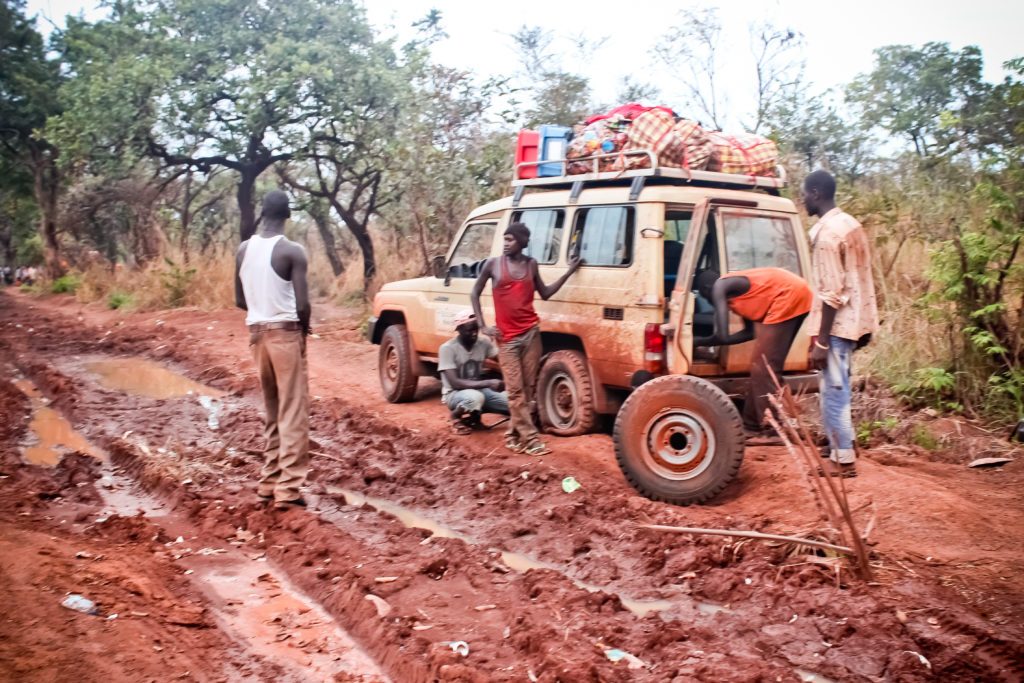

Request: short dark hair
left=261, top=190, right=291, bottom=220
left=803, top=170, right=836, bottom=200
left=504, top=222, right=530, bottom=247
left=693, top=269, right=720, bottom=294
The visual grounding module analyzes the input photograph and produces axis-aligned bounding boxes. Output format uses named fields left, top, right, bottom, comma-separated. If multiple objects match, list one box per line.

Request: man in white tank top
left=235, top=190, right=312, bottom=510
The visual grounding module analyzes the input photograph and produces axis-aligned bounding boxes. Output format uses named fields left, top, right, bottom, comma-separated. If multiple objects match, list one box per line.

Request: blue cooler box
left=537, top=125, right=572, bottom=177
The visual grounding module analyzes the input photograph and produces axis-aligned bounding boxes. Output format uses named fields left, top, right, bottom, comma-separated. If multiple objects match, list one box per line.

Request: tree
left=0, top=0, right=65, bottom=277
left=509, top=25, right=593, bottom=127
left=53, top=0, right=408, bottom=242
left=652, top=9, right=803, bottom=132
left=846, top=43, right=989, bottom=159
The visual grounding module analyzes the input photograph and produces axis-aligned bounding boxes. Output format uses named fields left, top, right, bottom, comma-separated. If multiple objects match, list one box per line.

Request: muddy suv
left=368, top=160, right=814, bottom=505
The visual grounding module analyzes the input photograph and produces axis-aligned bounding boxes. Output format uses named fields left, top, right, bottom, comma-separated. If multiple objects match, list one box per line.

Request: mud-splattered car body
left=369, top=165, right=816, bottom=504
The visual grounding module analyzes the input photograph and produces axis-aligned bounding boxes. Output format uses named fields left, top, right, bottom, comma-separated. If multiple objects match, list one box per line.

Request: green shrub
left=911, top=424, right=939, bottom=451
left=50, top=274, right=81, bottom=294
left=856, top=417, right=899, bottom=447
left=161, top=258, right=196, bottom=307
left=107, top=290, right=134, bottom=310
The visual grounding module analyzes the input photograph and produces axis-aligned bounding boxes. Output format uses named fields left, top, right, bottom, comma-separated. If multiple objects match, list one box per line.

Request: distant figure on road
left=235, top=190, right=312, bottom=509
left=439, top=309, right=508, bottom=435
left=471, top=222, right=581, bottom=456
left=802, top=170, right=879, bottom=478
left=694, top=267, right=813, bottom=442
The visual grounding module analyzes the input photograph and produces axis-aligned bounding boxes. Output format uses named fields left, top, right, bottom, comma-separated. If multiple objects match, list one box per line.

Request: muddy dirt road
left=2, top=290, right=1022, bottom=682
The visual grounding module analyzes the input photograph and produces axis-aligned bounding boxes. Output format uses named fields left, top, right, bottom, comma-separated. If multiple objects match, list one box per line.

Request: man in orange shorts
left=694, top=267, right=812, bottom=441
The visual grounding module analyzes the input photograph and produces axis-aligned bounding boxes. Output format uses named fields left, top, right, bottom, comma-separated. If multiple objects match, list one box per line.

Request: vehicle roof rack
left=511, top=149, right=786, bottom=193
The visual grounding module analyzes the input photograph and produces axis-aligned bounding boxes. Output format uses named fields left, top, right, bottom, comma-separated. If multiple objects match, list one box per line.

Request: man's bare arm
left=471, top=259, right=501, bottom=340
left=289, top=244, right=311, bottom=335
left=441, top=369, right=504, bottom=392
left=534, top=255, right=582, bottom=300
left=234, top=242, right=248, bottom=311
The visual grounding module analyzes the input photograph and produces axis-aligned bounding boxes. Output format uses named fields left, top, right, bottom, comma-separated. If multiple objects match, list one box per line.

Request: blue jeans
left=819, top=336, right=856, bottom=464
left=445, top=388, right=509, bottom=416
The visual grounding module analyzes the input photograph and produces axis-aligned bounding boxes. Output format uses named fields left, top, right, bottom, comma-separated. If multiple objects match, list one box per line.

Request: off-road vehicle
left=368, top=151, right=815, bottom=505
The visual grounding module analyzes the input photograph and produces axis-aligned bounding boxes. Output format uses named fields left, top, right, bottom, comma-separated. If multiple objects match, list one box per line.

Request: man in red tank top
left=693, top=267, right=812, bottom=442
left=471, top=222, right=581, bottom=455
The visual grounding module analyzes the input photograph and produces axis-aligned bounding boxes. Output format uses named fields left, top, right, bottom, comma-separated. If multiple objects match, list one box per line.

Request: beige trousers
left=250, top=328, right=310, bottom=502
left=498, top=324, right=542, bottom=444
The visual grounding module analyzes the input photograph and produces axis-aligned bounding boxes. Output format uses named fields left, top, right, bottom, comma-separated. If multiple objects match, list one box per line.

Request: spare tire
left=613, top=375, right=743, bottom=505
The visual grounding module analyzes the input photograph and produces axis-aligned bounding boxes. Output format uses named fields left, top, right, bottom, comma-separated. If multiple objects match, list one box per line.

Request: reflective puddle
left=13, top=379, right=105, bottom=465
left=85, top=358, right=226, bottom=400
left=331, top=488, right=724, bottom=619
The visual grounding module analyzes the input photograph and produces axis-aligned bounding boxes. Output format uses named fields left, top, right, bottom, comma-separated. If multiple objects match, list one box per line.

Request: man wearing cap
left=438, top=310, right=508, bottom=434
left=235, top=190, right=312, bottom=510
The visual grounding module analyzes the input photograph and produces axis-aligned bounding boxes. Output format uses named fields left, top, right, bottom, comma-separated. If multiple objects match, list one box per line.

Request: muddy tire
left=537, top=350, right=599, bottom=436
left=613, top=375, right=744, bottom=506
left=378, top=324, right=418, bottom=403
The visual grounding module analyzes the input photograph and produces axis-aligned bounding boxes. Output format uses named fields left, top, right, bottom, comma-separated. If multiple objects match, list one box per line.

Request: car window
left=570, top=206, right=634, bottom=267
left=448, top=222, right=496, bottom=278
left=720, top=211, right=801, bottom=274
left=664, top=210, right=692, bottom=242
left=512, top=209, right=564, bottom=264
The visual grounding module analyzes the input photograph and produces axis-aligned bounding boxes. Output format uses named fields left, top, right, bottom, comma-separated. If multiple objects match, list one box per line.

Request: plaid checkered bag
left=706, top=131, right=778, bottom=175
left=616, top=110, right=711, bottom=171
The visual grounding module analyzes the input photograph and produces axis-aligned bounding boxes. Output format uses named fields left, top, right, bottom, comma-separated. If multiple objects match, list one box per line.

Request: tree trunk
left=307, top=200, right=345, bottom=276
left=237, top=169, right=258, bottom=241
left=30, top=145, right=64, bottom=279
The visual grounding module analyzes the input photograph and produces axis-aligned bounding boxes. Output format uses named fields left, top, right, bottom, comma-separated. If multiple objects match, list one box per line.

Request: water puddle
left=13, top=378, right=105, bottom=465
left=331, top=488, right=725, bottom=619
left=184, top=555, right=389, bottom=681
left=84, top=357, right=226, bottom=400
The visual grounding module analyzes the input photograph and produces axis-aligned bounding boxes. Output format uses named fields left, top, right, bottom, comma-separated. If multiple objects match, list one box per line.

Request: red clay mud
left=1, top=290, right=1022, bottom=682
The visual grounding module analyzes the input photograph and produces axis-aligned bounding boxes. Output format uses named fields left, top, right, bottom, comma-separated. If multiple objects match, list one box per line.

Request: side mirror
left=431, top=254, right=447, bottom=279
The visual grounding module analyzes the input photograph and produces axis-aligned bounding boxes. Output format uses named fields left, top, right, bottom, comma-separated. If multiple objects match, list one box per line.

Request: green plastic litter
left=561, top=476, right=581, bottom=493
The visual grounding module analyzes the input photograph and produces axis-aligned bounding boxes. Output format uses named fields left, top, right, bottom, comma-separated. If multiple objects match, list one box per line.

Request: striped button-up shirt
left=807, top=207, right=879, bottom=342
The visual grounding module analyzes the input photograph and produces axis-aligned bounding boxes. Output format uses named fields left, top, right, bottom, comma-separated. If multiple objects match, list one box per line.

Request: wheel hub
left=641, top=408, right=715, bottom=480
left=547, top=373, right=577, bottom=426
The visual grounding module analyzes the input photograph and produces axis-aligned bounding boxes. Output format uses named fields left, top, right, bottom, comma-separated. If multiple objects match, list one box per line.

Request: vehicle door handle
left=434, top=296, right=449, bottom=302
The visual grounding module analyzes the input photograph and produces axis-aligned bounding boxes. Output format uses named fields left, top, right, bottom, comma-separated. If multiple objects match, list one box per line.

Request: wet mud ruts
left=1, top=290, right=1022, bottom=682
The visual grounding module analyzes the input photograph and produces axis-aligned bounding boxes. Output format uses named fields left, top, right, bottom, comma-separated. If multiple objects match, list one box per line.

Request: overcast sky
left=26, top=0, right=1024, bottom=130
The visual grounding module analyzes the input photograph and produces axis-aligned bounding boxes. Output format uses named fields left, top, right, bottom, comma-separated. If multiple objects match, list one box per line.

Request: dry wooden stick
left=636, top=523, right=852, bottom=554
left=765, top=374, right=874, bottom=581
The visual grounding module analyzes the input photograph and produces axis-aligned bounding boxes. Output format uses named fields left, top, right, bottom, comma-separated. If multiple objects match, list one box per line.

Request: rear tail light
left=644, top=323, right=665, bottom=373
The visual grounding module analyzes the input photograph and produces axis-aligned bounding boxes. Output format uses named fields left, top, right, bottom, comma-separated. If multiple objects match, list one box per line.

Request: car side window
left=511, top=209, right=564, bottom=264
left=570, top=206, right=634, bottom=267
left=720, top=211, right=801, bottom=275
left=448, top=222, right=496, bottom=278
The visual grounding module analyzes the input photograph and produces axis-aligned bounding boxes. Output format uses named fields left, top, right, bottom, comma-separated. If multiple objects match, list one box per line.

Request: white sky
left=26, top=0, right=1024, bottom=130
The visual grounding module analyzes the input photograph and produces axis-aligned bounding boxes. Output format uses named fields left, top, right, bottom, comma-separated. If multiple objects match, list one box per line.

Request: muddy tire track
left=1, top=291, right=1022, bottom=682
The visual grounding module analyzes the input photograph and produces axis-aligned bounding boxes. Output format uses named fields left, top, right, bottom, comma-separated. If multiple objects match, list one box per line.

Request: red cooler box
left=515, top=129, right=539, bottom=179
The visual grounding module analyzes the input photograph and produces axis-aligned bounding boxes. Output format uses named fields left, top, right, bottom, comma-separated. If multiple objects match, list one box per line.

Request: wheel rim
left=382, top=341, right=399, bottom=386
left=640, top=407, right=716, bottom=480
left=545, top=371, right=578, bottom=428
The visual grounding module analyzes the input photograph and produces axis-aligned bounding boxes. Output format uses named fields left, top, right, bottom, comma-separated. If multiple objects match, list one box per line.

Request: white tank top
left=239, top=234, right=299, bottom=325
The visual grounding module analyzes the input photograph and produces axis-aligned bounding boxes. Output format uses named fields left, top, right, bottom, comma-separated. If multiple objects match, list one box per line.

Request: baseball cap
left=453, top=309, right=476, bottom=331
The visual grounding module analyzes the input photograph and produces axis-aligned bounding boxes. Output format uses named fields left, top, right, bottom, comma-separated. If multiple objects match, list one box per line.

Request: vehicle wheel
left=379, top=324, right=419, bottom=403
left=537, top=350, right=598, bottom=436
left=613, top=375, right=744, bottom=506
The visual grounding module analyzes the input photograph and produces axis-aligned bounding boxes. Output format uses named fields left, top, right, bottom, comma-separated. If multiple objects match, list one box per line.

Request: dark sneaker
left=744, top=428, right=783, bottom=446
left=817, top=462, right=857, bottom=478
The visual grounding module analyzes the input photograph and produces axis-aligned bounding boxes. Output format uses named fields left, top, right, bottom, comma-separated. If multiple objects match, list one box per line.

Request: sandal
left=522, top=441, right=551, bottom=456
left=504, top=435, right=524, bottom=453
left=817, top=462, right=857, bottom=478
left=451, top=420, right=472, bottom=436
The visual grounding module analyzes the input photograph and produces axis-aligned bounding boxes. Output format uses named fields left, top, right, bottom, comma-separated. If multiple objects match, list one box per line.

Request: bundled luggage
left=705, top=132, right=778, bottom=176
left=524, top=101, right=779, bottom=178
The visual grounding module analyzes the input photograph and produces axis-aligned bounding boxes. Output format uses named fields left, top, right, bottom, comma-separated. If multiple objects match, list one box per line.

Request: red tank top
left=727, top=267, right=812, bottom=324
left=493, top=256, right=539, bottom=340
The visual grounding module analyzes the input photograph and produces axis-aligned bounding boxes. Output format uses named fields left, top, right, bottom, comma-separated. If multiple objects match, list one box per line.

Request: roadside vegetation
left=1, top=1, right=1021, bottom=423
